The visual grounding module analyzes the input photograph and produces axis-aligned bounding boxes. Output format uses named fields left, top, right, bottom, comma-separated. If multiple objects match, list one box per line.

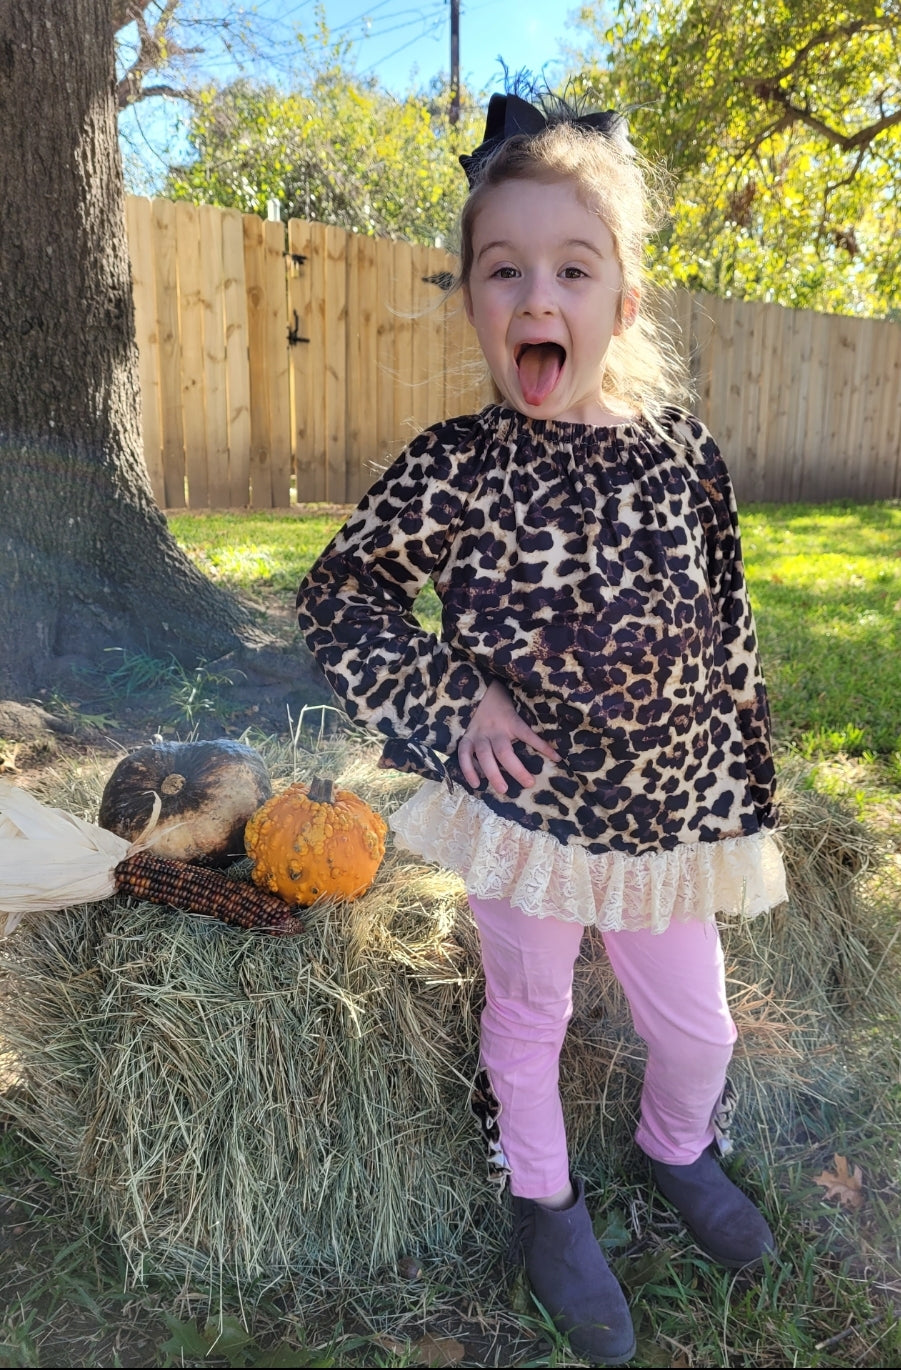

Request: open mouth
left=514, top=342, right=566, bottom=406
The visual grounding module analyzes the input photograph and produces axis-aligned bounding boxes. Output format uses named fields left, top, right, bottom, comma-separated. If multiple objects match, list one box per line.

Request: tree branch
left=755, top=16, right=891, bottom=84
left=750, top=80, right=901, bottom=151
left=116, top=0, right=202, bottom=110
left=119, top=82, right=195, bottom=108
left=113, top=1, right=156, bottom=37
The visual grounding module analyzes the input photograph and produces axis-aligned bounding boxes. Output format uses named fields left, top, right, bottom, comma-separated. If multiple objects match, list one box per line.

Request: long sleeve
left=296, top=417, right=492, bottom=779
left=683, top=418, right=778, bottom=831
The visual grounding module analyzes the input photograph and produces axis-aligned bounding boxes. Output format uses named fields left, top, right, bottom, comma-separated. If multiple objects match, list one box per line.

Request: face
left=463, top=177, right=635, bottom=425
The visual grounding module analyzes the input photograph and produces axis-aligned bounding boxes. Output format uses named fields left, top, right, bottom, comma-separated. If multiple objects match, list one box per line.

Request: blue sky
left=119, top=1, right=599, bottom=189
left=306, top=0, right=581, bottom=93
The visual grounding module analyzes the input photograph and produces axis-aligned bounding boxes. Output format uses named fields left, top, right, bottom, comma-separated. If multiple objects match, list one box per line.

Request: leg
left=470, top=896, right=635, bottom=1364
left=602, top=917, right=774, bottom=1268
left=469, top=895, right=583, bottom=1199
left=601, top=916, right=736, bottom=1165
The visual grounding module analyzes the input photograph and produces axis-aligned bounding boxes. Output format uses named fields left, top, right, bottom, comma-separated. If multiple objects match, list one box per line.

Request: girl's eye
left=561, top=266, right=587, bottom=280
left=490, top=265, right=519, bottom=279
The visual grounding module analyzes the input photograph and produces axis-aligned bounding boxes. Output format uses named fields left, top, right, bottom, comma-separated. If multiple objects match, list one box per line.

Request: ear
left=615, top=286, right=640, bottom=334
left=462, top=282, right=475, bottom=326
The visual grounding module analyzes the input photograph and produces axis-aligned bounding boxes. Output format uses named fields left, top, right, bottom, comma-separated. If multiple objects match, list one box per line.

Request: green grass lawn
left=741, top=502, right=901, bottom=760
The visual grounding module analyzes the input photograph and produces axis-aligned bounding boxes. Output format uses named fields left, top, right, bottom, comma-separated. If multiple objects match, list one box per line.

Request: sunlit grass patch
left=167, top=509, right=349, bottom=593
left=742, top=501, right=901, bottom=760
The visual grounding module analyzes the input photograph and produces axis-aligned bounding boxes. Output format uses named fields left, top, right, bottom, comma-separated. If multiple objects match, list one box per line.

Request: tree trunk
left=0, top=0, right=264, bottom=700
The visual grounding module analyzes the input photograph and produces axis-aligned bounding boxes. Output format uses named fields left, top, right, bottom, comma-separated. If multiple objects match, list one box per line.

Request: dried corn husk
left=0, top=779, right=138, bottom=932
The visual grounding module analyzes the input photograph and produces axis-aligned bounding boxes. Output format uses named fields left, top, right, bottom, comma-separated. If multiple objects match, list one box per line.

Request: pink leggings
left=469, top=895, right=737, bottom=1199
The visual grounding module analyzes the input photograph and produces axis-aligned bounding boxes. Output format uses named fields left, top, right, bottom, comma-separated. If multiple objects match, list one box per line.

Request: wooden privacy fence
left=126, top=197, right=485, bottom=509
left=126, top=196, right=901, bottom=508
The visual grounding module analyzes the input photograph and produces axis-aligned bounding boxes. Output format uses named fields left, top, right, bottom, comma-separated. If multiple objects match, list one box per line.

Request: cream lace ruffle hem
left=389, top=781, right=787, bottom=933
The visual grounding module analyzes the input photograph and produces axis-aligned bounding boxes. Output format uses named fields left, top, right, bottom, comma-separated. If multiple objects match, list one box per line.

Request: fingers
left=457, top=727, right=560, bottom=796
left=458, top=680, right=561, bottom=797
left=511, top=716, right=561, bottom=764
left=456, top=737, right=482, bottom=790
left=459, top=736, right=524, bottom=795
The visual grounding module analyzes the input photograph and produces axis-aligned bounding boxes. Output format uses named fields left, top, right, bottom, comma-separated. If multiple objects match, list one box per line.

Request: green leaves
left=573, top=0, right=901, bottom=315
left=165, top=29, right=482, bottom=247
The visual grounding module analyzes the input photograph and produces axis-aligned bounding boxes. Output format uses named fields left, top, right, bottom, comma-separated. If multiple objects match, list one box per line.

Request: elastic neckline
left=486, top=403, right=643, bottom=442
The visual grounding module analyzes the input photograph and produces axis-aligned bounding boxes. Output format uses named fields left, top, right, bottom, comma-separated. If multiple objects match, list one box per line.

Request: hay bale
left=0, top=736, right=896, bottom=1298
left=0, top=821, right=493, bottom=1288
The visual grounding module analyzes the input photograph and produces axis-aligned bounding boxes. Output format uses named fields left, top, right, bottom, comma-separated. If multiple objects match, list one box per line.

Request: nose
left=516, top=270, right=557, bottom=316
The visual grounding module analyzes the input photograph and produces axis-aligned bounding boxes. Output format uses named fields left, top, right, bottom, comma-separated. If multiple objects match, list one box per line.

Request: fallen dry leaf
left=813, top=1153, right=865, bottom=1209
left=413, top=1333, right=466, bottom=1367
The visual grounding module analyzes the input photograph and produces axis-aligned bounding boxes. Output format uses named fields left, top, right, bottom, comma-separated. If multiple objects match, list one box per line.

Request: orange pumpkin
left=244, top=776, right=387, bottom=907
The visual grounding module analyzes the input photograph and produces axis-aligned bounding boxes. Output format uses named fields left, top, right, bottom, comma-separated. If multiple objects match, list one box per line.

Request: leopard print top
left=297, top=405, right=780, bottom=916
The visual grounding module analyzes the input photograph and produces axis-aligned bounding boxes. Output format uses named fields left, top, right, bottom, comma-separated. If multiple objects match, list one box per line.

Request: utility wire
left=356, top=14, right=447, bottom=79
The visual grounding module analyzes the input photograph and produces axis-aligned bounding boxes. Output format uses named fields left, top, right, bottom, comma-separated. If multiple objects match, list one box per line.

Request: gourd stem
left=308, top=776, right=335, bottom=805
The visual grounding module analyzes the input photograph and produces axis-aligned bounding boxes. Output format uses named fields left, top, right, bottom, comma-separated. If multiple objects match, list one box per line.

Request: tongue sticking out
left=516, top=343, right=565, bottom=406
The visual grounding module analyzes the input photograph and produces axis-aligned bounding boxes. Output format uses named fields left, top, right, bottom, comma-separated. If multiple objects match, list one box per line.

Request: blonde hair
left=455, top=120, right=688, bottom=420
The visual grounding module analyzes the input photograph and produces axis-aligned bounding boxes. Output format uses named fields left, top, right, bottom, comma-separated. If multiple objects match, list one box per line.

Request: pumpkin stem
left=308, top=776, right=335, bottom=805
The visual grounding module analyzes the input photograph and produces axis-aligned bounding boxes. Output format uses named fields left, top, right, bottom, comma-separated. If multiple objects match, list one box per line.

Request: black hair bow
left=459, top=92, right=629, bottom=187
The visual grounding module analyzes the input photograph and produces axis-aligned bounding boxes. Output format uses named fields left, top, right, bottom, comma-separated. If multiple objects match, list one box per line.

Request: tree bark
left=0, top=0, right=265, bottom=699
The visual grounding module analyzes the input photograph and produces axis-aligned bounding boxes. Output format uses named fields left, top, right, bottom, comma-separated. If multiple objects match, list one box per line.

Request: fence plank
left=846, top=313, right=875, bottom=497
left=799, top=309, right=832, bottom=501
left=424, top=247, right=448, bottom=430
left=669, top=285, right=694, bottom=385
left=699, top=297, right=735, bottom=459
left=243, top=214, right=273, bottom=507
left=765, top=304, right=797, bottom=503
left=221, top=208, right=251, bottom=506
left=725, top=300, right=750, bottom=497
left=175, top=201, right=208, bottom=508
left=822, top=317, right=857, bottom=500
left=324, top=224, right=348, bottom=501
left=125, top=196, right=165, bottom=504
left=375, top=237, right=399, bottom=473
left=749, top=302, right=779, bottom=503
left=264, top=219, right=292, bottom=506
left=345, top=232, right=363, bottom=499
left=391, top=239, right=416, bottom=453
left=150, top=198, right=185, bottom=507
left=287, top=218, right=315, bottom=502
left=689, top=293, right=715, bottom=431
left=305, top=222, right=329, bottom=501
left=346, top=232, right=380, bottom=502
left=198, top=204, right=230, bottom=508
left=871, top=321, right=901, bottom=499
left=405, top=243, right=431, bottom=440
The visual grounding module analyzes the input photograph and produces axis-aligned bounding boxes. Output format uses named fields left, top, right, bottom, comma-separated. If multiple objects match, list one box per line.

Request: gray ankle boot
left=511, top=1176, right=636, bottom=1366
left=649, top=1144, right=777, bottom=1269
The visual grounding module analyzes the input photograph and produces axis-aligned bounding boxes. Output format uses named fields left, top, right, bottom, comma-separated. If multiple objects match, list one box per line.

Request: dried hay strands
left=0, top=736, right=898, bottom=1309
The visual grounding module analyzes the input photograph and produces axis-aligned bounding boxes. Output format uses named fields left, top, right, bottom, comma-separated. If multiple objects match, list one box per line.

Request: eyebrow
left=476, top=237, right=607, bottom=262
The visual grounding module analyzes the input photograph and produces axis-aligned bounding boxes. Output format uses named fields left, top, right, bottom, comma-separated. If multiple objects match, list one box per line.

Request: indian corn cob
left=114, top=849, right=305, bottom=935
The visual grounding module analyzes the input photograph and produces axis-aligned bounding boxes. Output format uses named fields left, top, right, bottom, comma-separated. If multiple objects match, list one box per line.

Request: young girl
left=297, top=88, right=787, bottom=1366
